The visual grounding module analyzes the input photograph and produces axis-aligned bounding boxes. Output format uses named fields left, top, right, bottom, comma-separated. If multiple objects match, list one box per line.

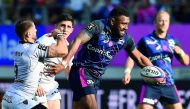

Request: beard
left=112, top=29, right=124, bottom=38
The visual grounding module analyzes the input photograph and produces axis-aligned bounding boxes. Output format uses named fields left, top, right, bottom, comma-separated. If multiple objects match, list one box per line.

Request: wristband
left=61, top=60, right=68, bottom=68
left=124, top=68, right=131, bottom=74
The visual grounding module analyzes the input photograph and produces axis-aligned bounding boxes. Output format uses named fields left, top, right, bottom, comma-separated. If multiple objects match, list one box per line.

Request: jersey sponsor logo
left=38, top=44, right=47, bottom=51
left=87, top=80, right=94, bottom=85
left=146, top=40, right=157, bottom=45
left=168, top=39, right=175, bottom=48
left=149, top=54, right=171, bottom=63
left=143, top=98, right=157, bottom=105
left=87, top=44, right=112, bottom=59
left=118, top=38, right=125, bottom=45
left=86, top=23, right=96, bottom=30
left=146, top=39, right=161, bottom=50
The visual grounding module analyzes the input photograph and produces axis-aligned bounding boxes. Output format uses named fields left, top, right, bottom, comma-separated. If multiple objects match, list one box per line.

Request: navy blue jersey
left=73, top=19, right=135, bottom=77
left=137, top=31, right=180, bottom=85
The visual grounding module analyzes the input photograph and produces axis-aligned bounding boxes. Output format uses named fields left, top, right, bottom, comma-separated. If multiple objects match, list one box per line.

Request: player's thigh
left=46, top=89, right=61, bottom=109
left=47, top=99, right=60, bottom=109
left=138, top=104, right=154, bottom=109
left=73, top=94, right=98, bottom=109
left=164, top=102, right=183, bottom=109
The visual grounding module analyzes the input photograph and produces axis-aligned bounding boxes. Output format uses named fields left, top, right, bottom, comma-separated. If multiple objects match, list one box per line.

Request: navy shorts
left=139, top=83, right=181, bottom=106
left=68, top=66, right=101, bottom=101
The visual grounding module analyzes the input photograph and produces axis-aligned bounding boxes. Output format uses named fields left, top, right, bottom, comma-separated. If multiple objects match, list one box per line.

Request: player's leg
left=138, top=84, right=161, bottom=109
left=138, top=104, right=154, bottom=109
left=34, top=94, right=48, bottom=108
left=69, top=66, right=100, bottom=109
left=162, top=85, right=183, bottom=109
left=73, top=94, right=98, bottom=109
left=47, top=99, right=60, bottom=109
left=164, top=102, right=183, bottom=109
left=31, top=103, right=47, bottom=109
left=46, top=87, right=61, bottom=109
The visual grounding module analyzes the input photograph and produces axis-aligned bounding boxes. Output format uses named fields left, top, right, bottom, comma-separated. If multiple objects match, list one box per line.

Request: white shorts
left=2, top=91, right=39, bottom=109
left=35, top=83, right=61, bottom=103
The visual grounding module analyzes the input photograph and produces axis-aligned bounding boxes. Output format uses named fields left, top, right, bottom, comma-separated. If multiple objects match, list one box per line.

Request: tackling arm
left=62, top=30, right=91, bottom=66
left=48, top=29, right=68, bottom=58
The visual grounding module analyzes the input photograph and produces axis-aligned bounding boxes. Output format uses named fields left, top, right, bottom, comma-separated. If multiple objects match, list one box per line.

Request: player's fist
left=122, top=73, right=131, bottom=85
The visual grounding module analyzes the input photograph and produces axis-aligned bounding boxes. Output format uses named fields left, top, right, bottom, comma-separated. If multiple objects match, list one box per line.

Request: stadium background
left=0, top=0, right=190, bottom=109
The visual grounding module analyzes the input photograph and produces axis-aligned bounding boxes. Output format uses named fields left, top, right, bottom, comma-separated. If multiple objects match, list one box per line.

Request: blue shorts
left=68, top=66, right=101, bottom=101
left=139, top=83, right=181, bottom=106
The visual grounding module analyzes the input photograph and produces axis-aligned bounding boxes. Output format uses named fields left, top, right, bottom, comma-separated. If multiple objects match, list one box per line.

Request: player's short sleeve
left=136, top=38, right=147, bottom=54
left=83, top=20, right=104, bottom=38
left=33, top=43, right=48, bottom=58
left=36, top=33, right=54, bottom=46
left=174, top=37, right=180, bottom=46
left=123, top=36, right=136, bottom=53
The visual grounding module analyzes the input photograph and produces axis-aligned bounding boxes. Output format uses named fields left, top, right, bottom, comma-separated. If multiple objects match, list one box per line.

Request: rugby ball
left=141, top=66, right=166, bottom=85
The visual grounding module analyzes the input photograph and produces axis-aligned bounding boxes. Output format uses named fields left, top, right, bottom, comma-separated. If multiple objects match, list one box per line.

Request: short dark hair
left=109, top=7, right=129, bottom=19
left=55, top=13, right=74, bottom=26
left=15, top=18, right=34, bottom=39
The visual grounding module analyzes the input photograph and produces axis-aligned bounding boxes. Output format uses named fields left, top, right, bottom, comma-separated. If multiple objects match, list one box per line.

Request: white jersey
left=6, top=42, right=48, bottom=99
left=36, top=33, right=73, bottom=86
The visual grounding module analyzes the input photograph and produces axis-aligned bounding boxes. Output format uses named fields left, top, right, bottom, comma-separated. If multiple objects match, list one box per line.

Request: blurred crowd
left=0, top=0, right=190, bottom=25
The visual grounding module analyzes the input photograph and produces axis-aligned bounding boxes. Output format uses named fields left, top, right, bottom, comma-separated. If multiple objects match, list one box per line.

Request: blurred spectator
left=98, top=0, right=114, bottom=19
left=135, top=0, right=157, bottom=24
left=90, top=0, right=103, bottom=21
left=0, top=0, right=190, bottom=24
left=172, top=0, right=190, bottom=23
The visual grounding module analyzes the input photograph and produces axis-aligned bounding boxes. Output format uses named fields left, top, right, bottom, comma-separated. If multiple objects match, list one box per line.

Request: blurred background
left=0, top=0, right=190, bottom=24
left=0, top=0, right=190, bottom=109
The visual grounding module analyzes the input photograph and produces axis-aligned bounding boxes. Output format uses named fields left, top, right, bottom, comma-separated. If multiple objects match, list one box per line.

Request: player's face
left=27, top=23, right=37, bottom=41
left=56, top=21, right=73, bottom=39
left=113, top=15, right=130, bottom=37
left=155, top=12, right=170, bottom=33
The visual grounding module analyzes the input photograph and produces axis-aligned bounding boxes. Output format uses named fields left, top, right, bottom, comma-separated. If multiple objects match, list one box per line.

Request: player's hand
left=44, top=64, right=65, bottom=75
left=156, top=78, right=166, bottom=85
left=50, top=29, right=66, bottom=38
left=36, top=85, right=45, bottom=97
left=122, top=73, right=131, bottom=85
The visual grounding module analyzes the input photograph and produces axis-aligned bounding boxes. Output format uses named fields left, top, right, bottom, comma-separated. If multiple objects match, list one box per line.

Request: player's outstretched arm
left=173, top=45, right=189, bottom=66
left=129, top=48, right=153, bottom=68
left=122, top=57, right=134, bottom=85
left=62, top=30, right=91, bottom=68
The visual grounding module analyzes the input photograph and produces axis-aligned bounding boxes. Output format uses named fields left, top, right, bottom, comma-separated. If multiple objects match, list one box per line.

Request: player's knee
left=31, top=103, right=48, bottom=109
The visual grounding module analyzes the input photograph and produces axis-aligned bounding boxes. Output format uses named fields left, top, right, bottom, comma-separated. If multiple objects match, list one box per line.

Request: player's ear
left=110, top=18, right=115, bottom=26
left=25, top=32, right=30, bottom=37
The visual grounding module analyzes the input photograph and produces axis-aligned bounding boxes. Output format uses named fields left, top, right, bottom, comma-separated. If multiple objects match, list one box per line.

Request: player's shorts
left=139, top=83, right=181, bottom=106
left=68, top=66, right=101, bottom=101
left=35, top=88, right=61, bottom=103
left=2, top=91, right=41, bottom=109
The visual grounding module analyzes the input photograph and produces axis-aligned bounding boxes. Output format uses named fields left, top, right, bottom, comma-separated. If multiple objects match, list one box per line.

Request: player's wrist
left=124, top=68, right=131, bottom=74
left=61, top=60, right=68, bottom=68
